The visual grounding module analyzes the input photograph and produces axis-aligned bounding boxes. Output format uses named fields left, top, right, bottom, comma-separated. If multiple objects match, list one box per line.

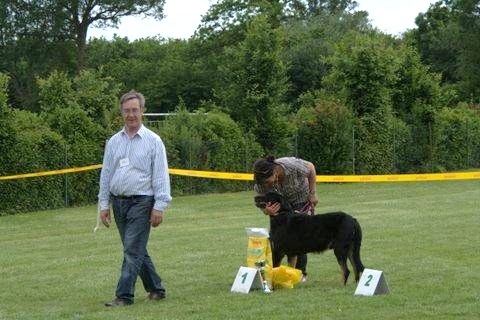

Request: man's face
left=121, top=98, right=143, bottom=131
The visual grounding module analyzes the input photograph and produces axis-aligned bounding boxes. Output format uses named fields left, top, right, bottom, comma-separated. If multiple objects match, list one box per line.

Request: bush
left=354, top=109, right=411, bottom=174
left=434, top=104, right=480, bottom=170
left=36, top=70, right=116, bottom=206
left=73, top=70, right=121, bottom=128
left=43, top=106, right=107, bottom=205
left=0, top=109, right=66, bottom=214
left=152, top=107, right=263, bottom=194
left=296, top=100, right=355, bottom=174
left=1, top=70, right=114, bottom=214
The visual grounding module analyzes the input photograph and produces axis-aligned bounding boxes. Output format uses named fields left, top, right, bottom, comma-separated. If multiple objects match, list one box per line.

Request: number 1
left=241, top=272, right=248, bottom=284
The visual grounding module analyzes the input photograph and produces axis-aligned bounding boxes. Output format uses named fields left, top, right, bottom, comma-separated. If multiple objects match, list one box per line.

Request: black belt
left=110, top=193, right=147, bottom=200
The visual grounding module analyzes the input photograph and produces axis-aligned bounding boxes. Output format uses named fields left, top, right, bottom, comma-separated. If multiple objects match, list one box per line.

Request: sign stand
left=354, top=268, right=390, bottom=296
left=231, top=266, right=265, bottom=294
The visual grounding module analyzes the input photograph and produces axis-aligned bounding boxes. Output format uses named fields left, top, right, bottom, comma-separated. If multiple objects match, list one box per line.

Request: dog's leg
left=350, top=244, right=365, bottom=282
left=349, top=220, right=365, bottom=282
left=334, top=245, right=350, bottom=285
left=287, top=255, right=297, bottom=268
left=347, top=244, right=360, bottom=283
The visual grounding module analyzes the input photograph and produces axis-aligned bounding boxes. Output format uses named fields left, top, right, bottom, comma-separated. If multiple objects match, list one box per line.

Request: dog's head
left=254, top=191, right=292, bottom=212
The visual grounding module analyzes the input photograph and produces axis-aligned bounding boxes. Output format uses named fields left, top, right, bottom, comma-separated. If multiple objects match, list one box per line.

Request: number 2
left=365, top=274, right=373, bottom=286
left=241, top=272, right=248, bottom=284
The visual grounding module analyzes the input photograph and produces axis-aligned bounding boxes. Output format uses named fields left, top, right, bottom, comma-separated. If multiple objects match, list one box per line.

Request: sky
left=88, top=0, right=437, bottom=41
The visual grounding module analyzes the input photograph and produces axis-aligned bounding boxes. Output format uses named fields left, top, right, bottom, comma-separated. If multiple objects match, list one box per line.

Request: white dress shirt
left=98, top=124, right=172, bottom=212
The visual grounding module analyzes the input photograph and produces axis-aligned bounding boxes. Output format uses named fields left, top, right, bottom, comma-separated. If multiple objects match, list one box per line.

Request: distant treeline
left=1, top=0, right=479, bottom=214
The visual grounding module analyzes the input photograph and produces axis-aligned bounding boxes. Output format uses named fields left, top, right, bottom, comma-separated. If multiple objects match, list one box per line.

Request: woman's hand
left=308, top=193, right=318, bottom=207
left=264, top=202, right=280, bottom=216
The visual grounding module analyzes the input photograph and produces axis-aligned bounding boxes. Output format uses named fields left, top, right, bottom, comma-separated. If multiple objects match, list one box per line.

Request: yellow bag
left=271, top=265, right=302, bottom=289
left=245, top=228, right=273, bottom=289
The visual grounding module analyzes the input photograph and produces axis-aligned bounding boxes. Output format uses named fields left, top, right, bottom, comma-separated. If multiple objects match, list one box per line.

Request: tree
left=64, top=0, right=166, bottom=70
left=4, top=1, right=166, bottom=71
left=198, top=0, right=283, bottom=41
left=285, top=0, right=359, bottom=18
left=215, top=14, right=293, bottom=155
left=323, top=32, right=422, bottom=173
left=86, top=37, right=216, bottom=113
left=0, top=1, right=76, bottom=110
left=296, top=99, right=355, bottom=174
left=391, top=45, right=443, bottom=120
left=197, top=0, right=362, bottom=44
left=411, top=0, right=461, bottom=85
left=412, top=0, right=480, bottom=102
left=280, top=9, right=369, bottom=109
left=324, top=32, right=399, bottom=116
left=1, top=1, right=165, bottom=110
left=434, top=104, right=480, bottom=170
left=455, top=0, right=480, bottom=100
left=0, top=73, right=9, bottom=114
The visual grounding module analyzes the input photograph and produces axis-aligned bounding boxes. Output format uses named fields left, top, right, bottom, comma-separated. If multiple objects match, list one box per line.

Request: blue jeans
left=112, top=195, right=165, bottom=303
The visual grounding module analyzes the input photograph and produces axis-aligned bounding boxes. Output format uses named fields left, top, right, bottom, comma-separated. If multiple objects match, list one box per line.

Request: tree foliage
left=1, top=0, right=480, bottom=214
left=157, top=106, right=263, bottom=194
left=324, top=32, right=399, bottom=116
left=412, top=0, right=480, bottom=101
left=0, top=0, right=165, bottom=111
left=296, top=99, right=355, bottom=174
left=215, top=14, right=293, bottom=154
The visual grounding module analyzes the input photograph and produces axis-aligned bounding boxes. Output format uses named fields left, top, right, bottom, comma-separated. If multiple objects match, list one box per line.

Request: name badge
left=119, top=158, right=130, bottom=167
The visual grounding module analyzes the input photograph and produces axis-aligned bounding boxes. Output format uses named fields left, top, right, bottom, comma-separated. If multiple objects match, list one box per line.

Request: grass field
left=0, top=180, right=479, bottom=320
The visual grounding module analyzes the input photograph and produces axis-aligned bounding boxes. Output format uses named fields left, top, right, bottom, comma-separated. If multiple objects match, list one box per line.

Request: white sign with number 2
left=354, top=268, right=390, bottom=296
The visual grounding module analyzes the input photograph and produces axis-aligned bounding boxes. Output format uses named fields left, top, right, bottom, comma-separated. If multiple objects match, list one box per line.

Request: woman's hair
left=253, top=155, right=276, bottom=184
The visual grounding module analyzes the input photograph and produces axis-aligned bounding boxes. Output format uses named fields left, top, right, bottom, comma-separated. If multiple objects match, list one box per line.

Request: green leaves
left=216, top=14, right=292, bottom=155
left=296, top=99, right=355, bottom=174
left=413, top=0, right=480, bottom=101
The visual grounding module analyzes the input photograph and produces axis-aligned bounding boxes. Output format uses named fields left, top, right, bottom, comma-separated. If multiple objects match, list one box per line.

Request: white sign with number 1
left=231, top=266, right=263, bottom=294
left=354, top=268, right=390, bottom=296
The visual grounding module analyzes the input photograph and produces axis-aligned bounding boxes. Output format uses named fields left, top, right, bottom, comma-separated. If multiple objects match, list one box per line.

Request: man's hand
left=150, top=209, right=164, bottom=228
left=264, top=202, right=280, bottom=216
left=100, top=209, right=111, bottom=228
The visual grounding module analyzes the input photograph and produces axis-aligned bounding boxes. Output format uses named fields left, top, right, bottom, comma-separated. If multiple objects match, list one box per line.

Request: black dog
left=254, top=191, right=365, bottom=285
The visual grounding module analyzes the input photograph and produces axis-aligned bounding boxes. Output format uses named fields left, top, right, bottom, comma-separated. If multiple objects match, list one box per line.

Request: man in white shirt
left=98, top=90, right=172, bottom=307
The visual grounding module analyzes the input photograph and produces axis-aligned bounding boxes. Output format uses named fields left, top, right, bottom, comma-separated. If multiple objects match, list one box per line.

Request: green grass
left=0, top=181, right=479, bottom=320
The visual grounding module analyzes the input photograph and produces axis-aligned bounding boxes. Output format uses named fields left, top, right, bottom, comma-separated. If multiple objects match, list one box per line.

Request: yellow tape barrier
left=0, top=164, right=103, bottom=181
left=316, top=172, right=480, bottom=182
left=1, top=164, right=479, bottom=182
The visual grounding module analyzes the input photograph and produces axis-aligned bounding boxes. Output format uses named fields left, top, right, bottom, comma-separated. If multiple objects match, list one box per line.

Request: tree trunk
left=76, top=25, right=88, bottom=72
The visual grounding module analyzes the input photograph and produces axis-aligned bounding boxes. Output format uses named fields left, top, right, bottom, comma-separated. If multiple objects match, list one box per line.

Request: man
left=98, top=90, right=172, bottom=307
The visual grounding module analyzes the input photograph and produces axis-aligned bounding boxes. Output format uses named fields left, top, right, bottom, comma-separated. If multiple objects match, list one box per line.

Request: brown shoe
left=148, top=291, right=166, bottom=301
left=104, top=298, right=132, bottom=307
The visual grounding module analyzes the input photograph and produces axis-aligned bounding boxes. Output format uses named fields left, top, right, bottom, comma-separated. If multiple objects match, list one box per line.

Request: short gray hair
left=119, top=90, right=145, bottom=112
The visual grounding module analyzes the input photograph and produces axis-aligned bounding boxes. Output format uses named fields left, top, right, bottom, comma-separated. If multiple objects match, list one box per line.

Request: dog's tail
left=349, top=218, right=365, bottom=282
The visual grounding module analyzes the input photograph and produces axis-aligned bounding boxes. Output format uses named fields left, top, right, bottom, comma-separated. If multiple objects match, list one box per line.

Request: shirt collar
left=121, top=124, right=146, bottom=139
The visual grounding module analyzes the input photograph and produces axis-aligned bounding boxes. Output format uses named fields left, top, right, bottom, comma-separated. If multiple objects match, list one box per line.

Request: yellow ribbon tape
left=0, top=164, right=103, bottom=180
left=316, top=172, right=480, bottom=182
left=1, top=164, right=479, bottom=182
left=168, top=168, right=252, bottom=181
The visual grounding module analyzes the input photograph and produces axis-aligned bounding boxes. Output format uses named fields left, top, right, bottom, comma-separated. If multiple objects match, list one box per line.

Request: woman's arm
left=306, top=161, right=318, bottom=206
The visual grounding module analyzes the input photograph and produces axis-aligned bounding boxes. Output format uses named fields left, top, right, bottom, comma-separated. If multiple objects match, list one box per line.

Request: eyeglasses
left=121, top=108, right=142, bottom=115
